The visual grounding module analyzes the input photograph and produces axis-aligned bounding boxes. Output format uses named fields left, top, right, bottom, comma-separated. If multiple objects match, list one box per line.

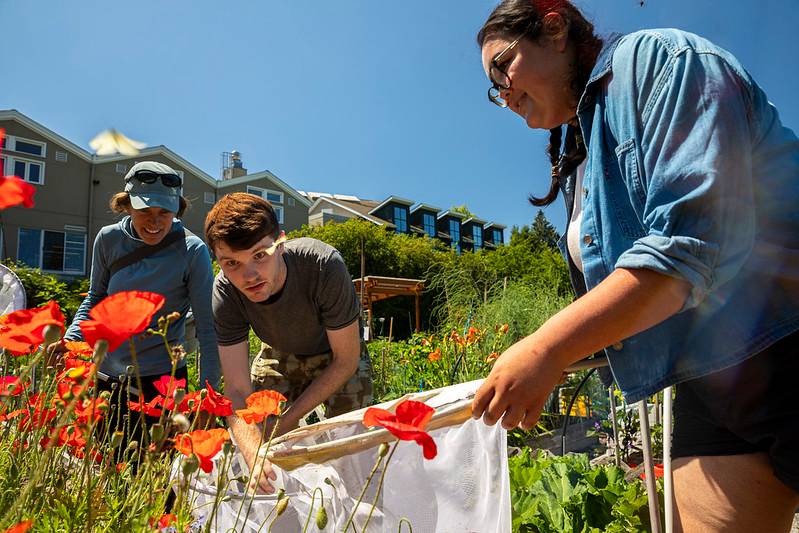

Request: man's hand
left=240, top=442, right=278, bottom=494
left=472, top=339, right=565, bottom=431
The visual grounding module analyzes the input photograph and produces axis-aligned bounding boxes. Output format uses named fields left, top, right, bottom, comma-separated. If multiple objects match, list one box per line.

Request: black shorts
left=672, top=331, right=799, bottom=493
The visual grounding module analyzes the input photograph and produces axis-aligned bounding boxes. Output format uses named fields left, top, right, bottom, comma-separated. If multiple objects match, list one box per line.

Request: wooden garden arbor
left=352, top=276, right=425, bottom=334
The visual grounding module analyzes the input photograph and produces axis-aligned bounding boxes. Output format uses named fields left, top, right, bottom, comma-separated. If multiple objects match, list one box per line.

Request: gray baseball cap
left=123, top=161, right=183, bottom=213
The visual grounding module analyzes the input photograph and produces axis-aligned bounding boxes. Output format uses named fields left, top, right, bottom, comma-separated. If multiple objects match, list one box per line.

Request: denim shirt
left=557, top=29, right=799, bottom=403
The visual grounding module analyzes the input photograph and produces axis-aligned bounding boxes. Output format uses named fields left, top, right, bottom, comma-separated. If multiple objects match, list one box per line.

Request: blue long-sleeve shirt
left=65, top=216, right=221, bottom=388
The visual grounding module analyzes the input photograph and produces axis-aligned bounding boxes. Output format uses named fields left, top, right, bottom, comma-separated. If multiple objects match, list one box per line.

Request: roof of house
left=218, top=170, right=312, bottom=207
left=310, top=196, right=392, bottom=227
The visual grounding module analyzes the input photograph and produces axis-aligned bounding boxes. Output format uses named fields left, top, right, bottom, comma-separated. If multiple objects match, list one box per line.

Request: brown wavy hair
left=204, top=192, right=281, bottom=253
left=477, top=0, right=602, bottom=206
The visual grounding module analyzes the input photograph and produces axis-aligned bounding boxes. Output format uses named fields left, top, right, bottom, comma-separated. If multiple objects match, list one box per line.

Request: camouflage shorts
left=250, top=342, right=374, bottom=418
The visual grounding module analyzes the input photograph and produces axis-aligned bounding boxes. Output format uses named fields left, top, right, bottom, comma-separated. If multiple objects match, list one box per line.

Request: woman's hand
left=472, top=339, right=567, bottom=431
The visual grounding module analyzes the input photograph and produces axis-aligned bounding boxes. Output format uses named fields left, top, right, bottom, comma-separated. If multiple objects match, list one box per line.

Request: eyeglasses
left=131, top=170, right=182, bottom=188
left=487, top=36, right=522, bottom=108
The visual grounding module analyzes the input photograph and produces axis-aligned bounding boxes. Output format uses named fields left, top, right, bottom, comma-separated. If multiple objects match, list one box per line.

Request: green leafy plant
left=509, top=449, right=657, bottom=532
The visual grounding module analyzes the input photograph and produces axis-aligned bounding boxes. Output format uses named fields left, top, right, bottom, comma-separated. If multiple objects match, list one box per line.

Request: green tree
left=450, top=205, right=476, bottom=218
left=511, top=210, right=560, bottom=251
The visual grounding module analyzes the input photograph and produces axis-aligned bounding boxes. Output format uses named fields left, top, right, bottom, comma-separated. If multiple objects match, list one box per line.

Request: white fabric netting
left=172, top=380, right=511, bottom=532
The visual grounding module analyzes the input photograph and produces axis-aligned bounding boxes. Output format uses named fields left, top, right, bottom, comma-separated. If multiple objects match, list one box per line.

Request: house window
left=246, top=186, right=284, bottom=204
left=7, top=136, right=46, bottom=158
left=449, top=219, right=461, bottom=253
left=287, top=197, right=296, bottom=207
left=393, top=206, right=407, bottom=233
left=273, top=205, right=284, bottom=224
left=423, top=213, right=436, bottom=237
left=115, top=163, right=127, bottom=174
left=472, top=225, right=483, bottom=250
left=11, top=157, right=44, bottom=184
left=0, top=156, right=5, bottom=175
left=17, top=228, right=86, bottom=274
left=493, top=229, right=503, bottom=244
left=204, top=192, right=215, bottom=205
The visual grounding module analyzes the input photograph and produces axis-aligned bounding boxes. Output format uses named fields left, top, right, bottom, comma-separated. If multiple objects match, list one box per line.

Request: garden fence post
left=638, top=400, right=662, bottom=533
left=663, top=386, right=674, bottom=533
left=608, top=386, right=620, bottom=467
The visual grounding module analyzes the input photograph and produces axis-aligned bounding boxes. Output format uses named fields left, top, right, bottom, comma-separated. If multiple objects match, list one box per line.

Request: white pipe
left=638, top=400, right=662, bottom=533
left=663, top=387, right=674, bottom=533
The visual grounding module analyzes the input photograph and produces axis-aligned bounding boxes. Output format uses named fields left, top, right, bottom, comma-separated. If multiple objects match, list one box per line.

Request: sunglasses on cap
left=131, top=169, right=182, bottom=188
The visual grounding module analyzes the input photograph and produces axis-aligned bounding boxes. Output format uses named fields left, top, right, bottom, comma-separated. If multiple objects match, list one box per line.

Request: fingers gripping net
left=172, top=380, right=511, bottom=532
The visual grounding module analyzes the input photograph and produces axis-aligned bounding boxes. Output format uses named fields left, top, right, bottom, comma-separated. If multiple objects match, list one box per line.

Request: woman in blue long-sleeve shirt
left=64, top=161, right=220, bottom=400
left=471, top=1, right=799, bottom=530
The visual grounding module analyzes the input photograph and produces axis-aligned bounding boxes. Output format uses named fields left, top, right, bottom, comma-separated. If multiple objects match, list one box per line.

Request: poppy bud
left=275, top=496, right=289, bottom=516
left=323, top=477, right=334, bottom=486
left=110, top=431, right=124, bottom=449
left=378, top=442, right=389, bottom=458
left=149, top=423, right=164, bottom=443
left=42, top=324, right=62, bottom=345
left=315, top=506, right=328, bottom=529
left=99, top=390, right=112, bottom=401
left=199, top=389, right=208, bottom=400
left=182, top=455, right=199, bottom=476
left=276, top=488, right=285, bottom=500
left=166, top=311, right=181, bottom=323
left=173, top=388, right=186, bottom=406
left=126, top=440, right=139, bottom=452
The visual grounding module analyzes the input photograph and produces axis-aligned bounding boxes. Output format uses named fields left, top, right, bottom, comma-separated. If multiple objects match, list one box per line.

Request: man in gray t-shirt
left=205, top=192, right=373, bottom=494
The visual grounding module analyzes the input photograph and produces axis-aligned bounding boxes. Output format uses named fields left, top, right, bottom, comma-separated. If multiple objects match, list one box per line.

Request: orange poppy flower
left=235, top=390, right=287, bottom=424
left=497, top=323, right=509, bottom=335
left=363, top=400, right=437, bottom=460
left=79, top=291, right=165, bottom=352
left=174, top=428, right=230, bottom=473
left=427, top=348, right=442, bottom=362
left=63, top=340, right=94, bottom=361
left=486, top=352, right=500, bottom=364
left=156, top=513, right=177, bottom=529
left=0, top=301, right=65, bottom=355
left=2, top=520, right=33, bottom=533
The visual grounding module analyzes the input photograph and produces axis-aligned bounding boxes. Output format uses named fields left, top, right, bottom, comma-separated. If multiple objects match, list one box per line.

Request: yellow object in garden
left=560, top=395, right=590, bottom=417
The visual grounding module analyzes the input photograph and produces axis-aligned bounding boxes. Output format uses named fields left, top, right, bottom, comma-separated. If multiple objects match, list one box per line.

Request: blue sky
left=2, top=0, right=797, bottom=235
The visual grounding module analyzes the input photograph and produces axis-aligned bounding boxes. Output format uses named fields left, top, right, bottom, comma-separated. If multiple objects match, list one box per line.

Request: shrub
left=2, top=260, right=88, bottom=321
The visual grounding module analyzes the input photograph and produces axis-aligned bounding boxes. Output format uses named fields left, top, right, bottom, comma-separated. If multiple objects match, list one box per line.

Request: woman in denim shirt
left=471, top=1, right=799, bottom=530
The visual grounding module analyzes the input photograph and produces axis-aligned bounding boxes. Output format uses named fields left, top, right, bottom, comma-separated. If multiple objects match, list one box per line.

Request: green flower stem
left=239, top=416, right=282, bottom=527
left=362, top=441, right=399, bottom=531
left=342, top=443, right=389, bottom=533
left=397, top=518, right=413, bottom=532
left=301, top=487, right=324, bottom=533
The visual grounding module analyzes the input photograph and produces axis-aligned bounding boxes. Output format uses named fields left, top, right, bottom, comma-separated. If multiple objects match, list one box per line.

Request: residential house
left=305, top=190, right=506, bottom=253
left=0, top=110, right=309, bottom=278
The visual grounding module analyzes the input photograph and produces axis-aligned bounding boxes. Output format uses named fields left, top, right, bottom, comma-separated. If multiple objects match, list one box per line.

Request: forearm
left=524, top=267, right=691, bottom=369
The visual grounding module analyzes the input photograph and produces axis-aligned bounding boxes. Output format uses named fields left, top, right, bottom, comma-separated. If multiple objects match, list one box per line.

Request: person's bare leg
left=673, top=453, right=799, bottom=533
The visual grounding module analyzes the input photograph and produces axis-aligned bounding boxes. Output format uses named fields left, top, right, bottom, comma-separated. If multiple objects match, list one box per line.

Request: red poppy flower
left=75, top=398, right=108, bottom=424
left=79, top=291, right=165, bottom=352
left=128, top=396, right=164, bottom=417
left=235, top=390, right=286, bottom=424
left=153, top=375, right=186, bottom=410
left=2, top=520, right=33, bottom=533
left=55, top=381, right=90, bottom=406
left=199, top=381, right=233, bottom=417
left=363, top=400, right=437, bottom=460
left=0, top=376, right=27, bottom=397
left=58, top=364, right=94, bottom=383
left=0, top=301, right=65, bottom=355
left=0, top=175, right=36, bottom=210
left=174, top=428, right=230, bottom=473
left=73, top=446, right=103, bottom=464
left=41, top=423, right=86, bottom=450
left=154, top=375, right=186, bottom=398
left=427, top=348, right=442, bottom=362
left=156, top=513, right=177, bottom=529
left=17, top=394, right=58, bottom=431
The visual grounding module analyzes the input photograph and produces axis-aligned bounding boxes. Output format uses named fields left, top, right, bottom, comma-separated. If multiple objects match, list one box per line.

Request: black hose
left=560, top=368, right=596, bottom=456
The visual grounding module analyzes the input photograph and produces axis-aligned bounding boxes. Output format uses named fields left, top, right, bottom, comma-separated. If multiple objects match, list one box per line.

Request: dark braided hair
left=477, top=0, right=601, bottom=206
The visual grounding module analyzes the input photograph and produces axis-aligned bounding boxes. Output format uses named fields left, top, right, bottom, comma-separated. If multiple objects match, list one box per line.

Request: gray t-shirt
left=212, top=237, right=360, bottom=355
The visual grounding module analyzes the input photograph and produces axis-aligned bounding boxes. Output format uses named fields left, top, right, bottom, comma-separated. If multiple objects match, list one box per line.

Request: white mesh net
left=172, top=380, right=511, bottom=532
